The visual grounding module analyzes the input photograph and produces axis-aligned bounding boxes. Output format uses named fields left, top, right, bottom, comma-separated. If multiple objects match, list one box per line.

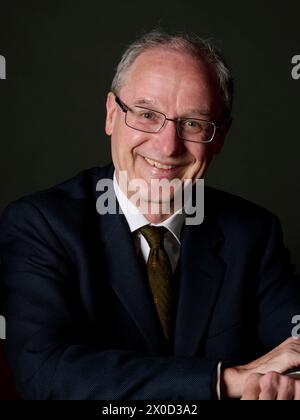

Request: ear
left=105, top=92, right=117, bottom=136
left=213, top=116, right=232, bottom=154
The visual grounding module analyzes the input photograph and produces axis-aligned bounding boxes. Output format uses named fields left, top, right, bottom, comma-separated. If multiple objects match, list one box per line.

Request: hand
left=222, top=337, right=300, bottom=399
left=241, top=372, right=300, bottom=400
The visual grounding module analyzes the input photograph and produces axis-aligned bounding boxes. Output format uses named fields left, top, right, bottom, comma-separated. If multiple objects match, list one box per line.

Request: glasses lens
left=178, top=119, right=215, bottom=143
left=126, top=107, right=165, bottom=133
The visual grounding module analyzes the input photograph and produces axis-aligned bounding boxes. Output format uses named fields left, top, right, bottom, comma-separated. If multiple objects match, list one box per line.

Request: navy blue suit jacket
left=0, top=164, right=300, bottom=400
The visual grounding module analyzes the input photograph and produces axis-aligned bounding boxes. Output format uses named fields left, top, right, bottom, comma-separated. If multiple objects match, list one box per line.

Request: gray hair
left=111, top=30, right=234, bottom=117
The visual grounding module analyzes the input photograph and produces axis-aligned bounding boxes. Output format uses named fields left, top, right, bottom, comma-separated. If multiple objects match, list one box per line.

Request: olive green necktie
left=139, top=226, right=173, bottom=343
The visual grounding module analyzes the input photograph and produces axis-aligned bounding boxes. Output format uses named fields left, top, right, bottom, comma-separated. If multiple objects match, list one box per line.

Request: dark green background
left=0, top=1, right=299, bottom=269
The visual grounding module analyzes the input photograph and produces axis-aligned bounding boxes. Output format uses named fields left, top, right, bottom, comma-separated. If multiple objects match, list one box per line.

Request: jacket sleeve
left=0, top=200, right=217, bottom=400
left=256, top=214, right=300, bottom=349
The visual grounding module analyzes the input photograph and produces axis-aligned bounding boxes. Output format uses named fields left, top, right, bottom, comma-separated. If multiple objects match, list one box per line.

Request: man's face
left=106, top=49, right=230, bottom=208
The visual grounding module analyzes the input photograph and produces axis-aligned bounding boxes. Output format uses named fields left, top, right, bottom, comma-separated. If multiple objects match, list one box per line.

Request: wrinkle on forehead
left=119, top=49, right=222, bottom=120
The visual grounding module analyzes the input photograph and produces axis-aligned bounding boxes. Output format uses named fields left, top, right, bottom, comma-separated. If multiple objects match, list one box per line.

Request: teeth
left=145, top=157, right=176, bottom=170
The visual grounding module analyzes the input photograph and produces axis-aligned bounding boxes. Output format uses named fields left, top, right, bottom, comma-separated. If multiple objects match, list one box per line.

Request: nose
left=153, top=119, right=184, bottom=157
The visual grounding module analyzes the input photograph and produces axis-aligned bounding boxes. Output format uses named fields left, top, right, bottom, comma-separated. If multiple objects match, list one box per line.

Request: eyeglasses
left=114, top=95, right=220, bottom=144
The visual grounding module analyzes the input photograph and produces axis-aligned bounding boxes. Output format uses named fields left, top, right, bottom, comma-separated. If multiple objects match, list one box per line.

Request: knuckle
left=245, top=373, right=261, bottom=386
left=248, top=372, right=261, bottom=381
left=260, top=371, right=279, bottom=387
left=266, top=371, right=279, bottom=379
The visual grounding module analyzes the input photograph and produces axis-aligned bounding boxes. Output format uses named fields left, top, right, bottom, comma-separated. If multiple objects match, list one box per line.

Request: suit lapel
left=174, top=215, right=225, bottom=356
left=94, top=171, right=166, bottom=354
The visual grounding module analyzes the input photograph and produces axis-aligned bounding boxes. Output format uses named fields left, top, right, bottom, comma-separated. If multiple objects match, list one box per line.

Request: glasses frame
left=114, top=95, right=220, bottom=144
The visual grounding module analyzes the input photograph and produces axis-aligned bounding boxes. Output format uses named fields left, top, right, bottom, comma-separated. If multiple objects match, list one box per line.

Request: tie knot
left=139, top=226, right=168, bottom=249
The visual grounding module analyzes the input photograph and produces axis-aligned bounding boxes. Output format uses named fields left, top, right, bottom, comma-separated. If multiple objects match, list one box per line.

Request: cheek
left=111, top=128, right=146, bottom=167
left=120, top=128, right=150, bottom=158
left=185, top=144, right=214, bottom=175
left=191, top=143, right=216, bottom=162
left=187, top=144, right=207, bottom=164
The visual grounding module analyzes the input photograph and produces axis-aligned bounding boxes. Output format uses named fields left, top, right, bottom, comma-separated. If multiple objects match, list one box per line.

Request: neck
left=143, top=212, right=173, bottom=224
left=114, top=172, right=179, bottom=224
left=134, top=198, right=177, bottom=224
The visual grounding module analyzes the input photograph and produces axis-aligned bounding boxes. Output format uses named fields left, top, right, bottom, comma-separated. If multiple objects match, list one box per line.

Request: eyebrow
left=134, top=98, right=155, bottom=106
left=183, top=108, right=211, bottom=117
left=133, top=98, right=211, bottom=118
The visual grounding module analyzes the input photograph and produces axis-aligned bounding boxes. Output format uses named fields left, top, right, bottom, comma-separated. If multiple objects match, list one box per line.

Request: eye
left=134, top=109, right=161, bottom=123
left=141, top=111, right=155, bottom=120
left=183, top=119, right=203, bottom=131
left=186, top=120, right=198, bottom=127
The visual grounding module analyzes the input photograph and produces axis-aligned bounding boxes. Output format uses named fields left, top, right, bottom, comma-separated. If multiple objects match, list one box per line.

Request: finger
left=258, top=371, right=279, bottom=400
left=240, top=374, right=261, bottom=400
left=259, top=386, right=277, bottom=400
left=277, top=376, right=294, bottom=400
left=294, top=380, right=300, bottom=400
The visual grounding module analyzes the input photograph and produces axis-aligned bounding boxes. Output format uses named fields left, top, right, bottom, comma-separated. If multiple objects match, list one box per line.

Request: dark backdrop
left=0, top=0, right=299, bottom=269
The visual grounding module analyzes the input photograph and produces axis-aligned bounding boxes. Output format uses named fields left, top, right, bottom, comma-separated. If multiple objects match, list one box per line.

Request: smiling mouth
left=144, top=157, right=178, bottom=170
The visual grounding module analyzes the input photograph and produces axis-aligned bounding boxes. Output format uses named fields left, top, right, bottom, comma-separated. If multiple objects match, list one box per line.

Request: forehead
left=119, top=49, right=221, bottom=112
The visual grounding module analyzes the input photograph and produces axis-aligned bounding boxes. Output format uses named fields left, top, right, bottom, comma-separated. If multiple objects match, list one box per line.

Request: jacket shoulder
left=1, top=164, right=114, bottom=214
left=205, top=186, right=279, bottom=235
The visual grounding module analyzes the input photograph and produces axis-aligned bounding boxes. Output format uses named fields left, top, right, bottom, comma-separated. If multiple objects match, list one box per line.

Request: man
left=1, top=30, right=300, bottom=400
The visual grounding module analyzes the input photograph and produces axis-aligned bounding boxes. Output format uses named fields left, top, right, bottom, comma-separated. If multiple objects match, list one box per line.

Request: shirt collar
left=113, top=171, right=185, bottom=244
